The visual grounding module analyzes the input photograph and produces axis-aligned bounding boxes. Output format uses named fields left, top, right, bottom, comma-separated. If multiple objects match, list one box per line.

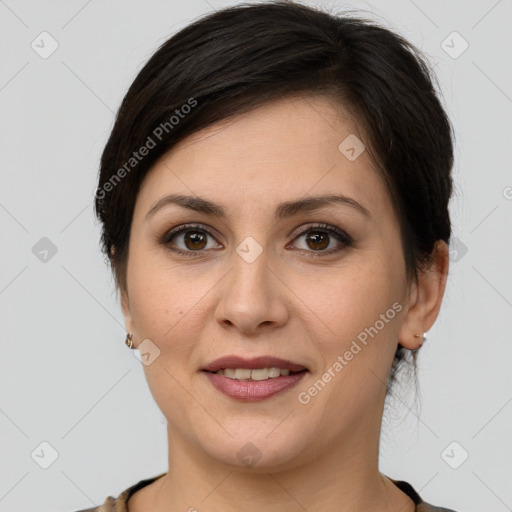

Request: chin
left=200, top=431, right=309, bottom=473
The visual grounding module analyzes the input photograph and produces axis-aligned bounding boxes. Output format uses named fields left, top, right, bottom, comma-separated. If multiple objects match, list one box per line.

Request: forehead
left=135, top=95, right=390, bottom=220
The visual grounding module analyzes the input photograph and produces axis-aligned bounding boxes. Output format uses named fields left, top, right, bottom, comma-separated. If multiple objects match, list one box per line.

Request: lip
left=201, top=355, right=307, bottom=373
left=203, top=370, right=308, bottom=402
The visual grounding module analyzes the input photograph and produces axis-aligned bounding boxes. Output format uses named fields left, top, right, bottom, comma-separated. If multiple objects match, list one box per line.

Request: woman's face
left=121, top=95, right=418, bottom=470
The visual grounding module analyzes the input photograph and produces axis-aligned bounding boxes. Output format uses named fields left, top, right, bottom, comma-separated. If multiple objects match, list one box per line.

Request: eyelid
left=160, top=223, right=222, bottom=244
left=286, top=223, right=353, bottom=256
left=290, top=223, right=352, bottom=243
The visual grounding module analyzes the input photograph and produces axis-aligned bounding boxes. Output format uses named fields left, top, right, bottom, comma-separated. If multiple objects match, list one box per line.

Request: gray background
left=1, top=0, right=511, bottom=511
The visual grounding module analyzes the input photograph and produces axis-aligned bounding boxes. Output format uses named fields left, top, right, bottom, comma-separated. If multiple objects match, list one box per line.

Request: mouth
left=203, top=367, right=307, bottom=381
left=201, top=355, right=309, bottom=401
left=202, top=355, right=308, bottom=375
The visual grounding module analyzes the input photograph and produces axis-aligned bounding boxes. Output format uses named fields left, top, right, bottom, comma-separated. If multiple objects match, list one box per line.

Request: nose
left=214, top=248, right=290, bottom=335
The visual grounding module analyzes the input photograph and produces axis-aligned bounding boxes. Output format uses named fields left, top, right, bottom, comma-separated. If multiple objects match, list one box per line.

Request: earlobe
left=398, top=240, right=449, bottom=350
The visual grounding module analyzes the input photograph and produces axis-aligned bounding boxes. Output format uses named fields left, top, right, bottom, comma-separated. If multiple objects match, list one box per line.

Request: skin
left=120, top=95, right=449, bottom=512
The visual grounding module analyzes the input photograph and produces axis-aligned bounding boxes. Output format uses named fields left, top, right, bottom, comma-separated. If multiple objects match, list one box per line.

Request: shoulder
left=71, top=496, right=117, bottom=512
left=417, top=505, right=459, bottom=512
left=391, top=478, right=459, bottom=512
left=70, top=473, right=167, bottom=512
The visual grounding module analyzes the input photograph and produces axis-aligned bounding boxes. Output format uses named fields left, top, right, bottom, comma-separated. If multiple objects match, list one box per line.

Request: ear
left=398, top=240, right=449, bottom=349
left=120, top=287, right=135, bottom=336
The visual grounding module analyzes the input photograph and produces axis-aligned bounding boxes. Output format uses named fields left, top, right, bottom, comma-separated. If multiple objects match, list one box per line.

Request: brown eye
left=289, top=223, right=353, bottom=257
left=304, top=231, right=330, bottom=251
left=183, top=231, right=208, bottom=250
left=160, top=223, right=352, bottom=258
left=161, top=224, right=222, bottom=256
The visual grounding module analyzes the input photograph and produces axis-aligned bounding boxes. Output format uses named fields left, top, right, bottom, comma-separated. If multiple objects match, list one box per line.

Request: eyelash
left=159, top=223, right=353, bottom=258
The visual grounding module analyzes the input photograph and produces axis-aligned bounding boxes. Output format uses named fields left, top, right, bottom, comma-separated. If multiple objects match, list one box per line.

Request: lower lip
left=202, top=370, right=308, bottom=401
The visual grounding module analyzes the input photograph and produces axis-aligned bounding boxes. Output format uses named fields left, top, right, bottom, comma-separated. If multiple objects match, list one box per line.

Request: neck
left=140, top=403, right=414, bottom=512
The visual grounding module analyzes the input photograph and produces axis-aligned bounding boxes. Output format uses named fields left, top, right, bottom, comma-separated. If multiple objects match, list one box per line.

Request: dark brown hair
left=95, top=1, right=454, bottom=394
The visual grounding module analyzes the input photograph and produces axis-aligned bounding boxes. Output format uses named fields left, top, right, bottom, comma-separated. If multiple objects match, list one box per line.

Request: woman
left=79, top=2, right=458, bottom=510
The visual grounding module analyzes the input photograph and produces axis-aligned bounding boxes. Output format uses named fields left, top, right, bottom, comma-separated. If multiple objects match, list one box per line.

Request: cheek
left=125, top=249, right=212, bottom=354
left=297, top=258, right=403, bottom=346
left=295, top=271, right=402, bottom=417
left=126, top=256, right=216, bottom=427
left=293, top=253, right=405, bottom=399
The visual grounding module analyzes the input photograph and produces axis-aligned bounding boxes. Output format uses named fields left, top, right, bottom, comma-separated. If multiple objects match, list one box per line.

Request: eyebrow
left=146, top=193, right=371, bottom=221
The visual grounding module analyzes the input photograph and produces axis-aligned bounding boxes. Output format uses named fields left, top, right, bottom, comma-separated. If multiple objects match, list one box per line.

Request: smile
left=214, top=367, right=296, bottom=380
left=201, top=355, right=309, bottom=401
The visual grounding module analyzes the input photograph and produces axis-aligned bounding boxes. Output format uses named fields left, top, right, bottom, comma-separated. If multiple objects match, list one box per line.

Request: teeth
left=235, top=368, right=252, bottom=380
left=251, top=368, right=269, bottom=381
left=216, top=367, right=296, bottom=380
left=268, top=367, right=281, bottom=378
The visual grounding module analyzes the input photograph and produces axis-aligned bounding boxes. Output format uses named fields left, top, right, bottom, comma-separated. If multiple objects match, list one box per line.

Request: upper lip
left=202, top=356, right=307, bottom=373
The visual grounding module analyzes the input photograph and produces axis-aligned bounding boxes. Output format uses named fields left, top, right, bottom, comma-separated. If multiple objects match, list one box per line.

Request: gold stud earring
left=414, top=333, right=427, bottom=343
left=125, top=332, right=134, bottom=349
